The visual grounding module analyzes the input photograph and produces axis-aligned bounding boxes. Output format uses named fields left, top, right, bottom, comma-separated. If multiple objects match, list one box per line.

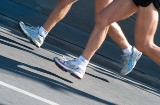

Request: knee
left=95, top=12, right=110, bottom=28
left=136, top=42, right=153, bottom=54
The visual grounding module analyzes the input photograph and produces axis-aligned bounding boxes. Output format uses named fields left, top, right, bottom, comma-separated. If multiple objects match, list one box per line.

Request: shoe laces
left=62, top=56, right=80, bottom=68
left=62, top=56, right=77, bottom=61
left=26, top=25, right=39, bottom=31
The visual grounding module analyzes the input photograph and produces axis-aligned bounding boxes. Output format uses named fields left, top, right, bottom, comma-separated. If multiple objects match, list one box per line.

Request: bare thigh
left=95, top=0, right=113, bottom=14
left=99, top=0, right=138, bottom=26
left=135, top=3, right=159, bottom=47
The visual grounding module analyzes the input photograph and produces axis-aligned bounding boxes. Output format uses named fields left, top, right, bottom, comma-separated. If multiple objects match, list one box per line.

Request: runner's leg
left=82, top=0, right=138, bottom=61
left=19, top=0, right=77, bottom=47
left=54, top=0, right=140, bottom=78
left=135, top=3, right=160, bottom=64
left=43, top=0, right=77, bottom=32
left=95, top=0, right=131, bottom=50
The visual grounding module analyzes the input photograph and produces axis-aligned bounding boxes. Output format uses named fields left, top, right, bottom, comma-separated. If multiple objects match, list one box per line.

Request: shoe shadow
left=0, top=55, right=117, bottom=105
left=0, top=55, right=72, bottom=83
left=0, top=35, right=53, bottom=62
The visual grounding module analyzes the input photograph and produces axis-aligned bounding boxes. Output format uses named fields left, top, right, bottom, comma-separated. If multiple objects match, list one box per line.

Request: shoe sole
left=54, top=58, right=81, bottom=79
left=19, top=22, right=40, bottom=48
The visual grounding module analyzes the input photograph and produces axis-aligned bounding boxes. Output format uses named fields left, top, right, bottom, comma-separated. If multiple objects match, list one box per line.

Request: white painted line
left=0, top=81, right=59, bottom=105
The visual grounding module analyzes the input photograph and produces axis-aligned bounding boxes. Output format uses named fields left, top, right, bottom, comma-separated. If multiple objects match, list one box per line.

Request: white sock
left=39, top=26, right=48, bottom=37
left=122, top=45, right=132, bottom=56
left=77, top=56, right=89, bottom=67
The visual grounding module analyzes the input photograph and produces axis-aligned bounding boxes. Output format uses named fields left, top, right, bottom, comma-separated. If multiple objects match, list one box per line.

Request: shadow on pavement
left=0, top=103, right=6, bottom=105
left=0, top=28, right=159, bottom=97
left=0, top=34, right=53, bottom=62
left=0, top=56, right=116, bottom=105
left=0, top=29, right=111, bottom=84
left=0, top=33, right=33, bottom=50
left=0, top=56, right=72, bottom=83
left=88, top=65, right=160, bottom=97
left=0, top=24, right=30, bottom=44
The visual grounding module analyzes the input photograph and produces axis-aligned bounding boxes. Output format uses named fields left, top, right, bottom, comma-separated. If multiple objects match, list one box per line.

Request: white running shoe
left=54, top=56, right=86, bottom=79
left=19, top=21, right=44, bottom=48
left=120, top=47, right=142, bottom=75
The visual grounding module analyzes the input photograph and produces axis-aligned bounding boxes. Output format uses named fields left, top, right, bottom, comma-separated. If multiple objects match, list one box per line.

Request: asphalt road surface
left=0, top=20, right=160, bottom=105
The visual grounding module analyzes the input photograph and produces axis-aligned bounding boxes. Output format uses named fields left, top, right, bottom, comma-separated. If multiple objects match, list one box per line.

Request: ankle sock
left=39, top=26, right=48, bottom=37
left=122, top=45, right=132, bottom=56
left=77, top=56, right=89, bottom=67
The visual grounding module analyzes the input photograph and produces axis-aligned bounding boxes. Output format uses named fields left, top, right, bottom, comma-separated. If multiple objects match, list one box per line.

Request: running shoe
left=19, top=21, right=44, bottom=48
left=120, top=47, right=142, bottom=75
left=54, top=56, right=86, bottom=79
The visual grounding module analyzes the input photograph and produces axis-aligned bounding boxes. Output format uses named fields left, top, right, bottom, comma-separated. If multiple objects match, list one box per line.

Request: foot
left=54, top=56, right=86, bottom=79
left=19, top=21, right=44, bottom=48
left=120, top=47, right=142, bottom=75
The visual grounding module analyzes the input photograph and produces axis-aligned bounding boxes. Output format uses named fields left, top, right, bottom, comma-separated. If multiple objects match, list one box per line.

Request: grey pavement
left=0, top=17, right=160, bottom=105
left=0, top=0, right=160, bottom=105
left=0, top=0, right=160, bottom=89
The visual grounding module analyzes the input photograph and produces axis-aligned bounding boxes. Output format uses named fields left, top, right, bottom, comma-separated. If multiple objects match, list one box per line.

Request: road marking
left=0, top=81, right=59, bottom=105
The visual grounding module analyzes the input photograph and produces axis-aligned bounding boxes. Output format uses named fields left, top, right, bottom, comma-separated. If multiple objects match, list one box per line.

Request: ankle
left=122, top=45, right=132, bottom=56
left=77, top=56, right=89, bottom=67
left=39, top=26, right=48, bottom=37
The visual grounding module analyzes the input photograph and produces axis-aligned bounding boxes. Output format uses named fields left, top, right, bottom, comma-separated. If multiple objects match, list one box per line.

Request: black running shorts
left=133, top=0, right=160, bottom=10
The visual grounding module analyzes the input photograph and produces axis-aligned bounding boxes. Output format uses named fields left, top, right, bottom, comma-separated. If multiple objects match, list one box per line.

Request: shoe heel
left=136, top=52, right=142, bottom=61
